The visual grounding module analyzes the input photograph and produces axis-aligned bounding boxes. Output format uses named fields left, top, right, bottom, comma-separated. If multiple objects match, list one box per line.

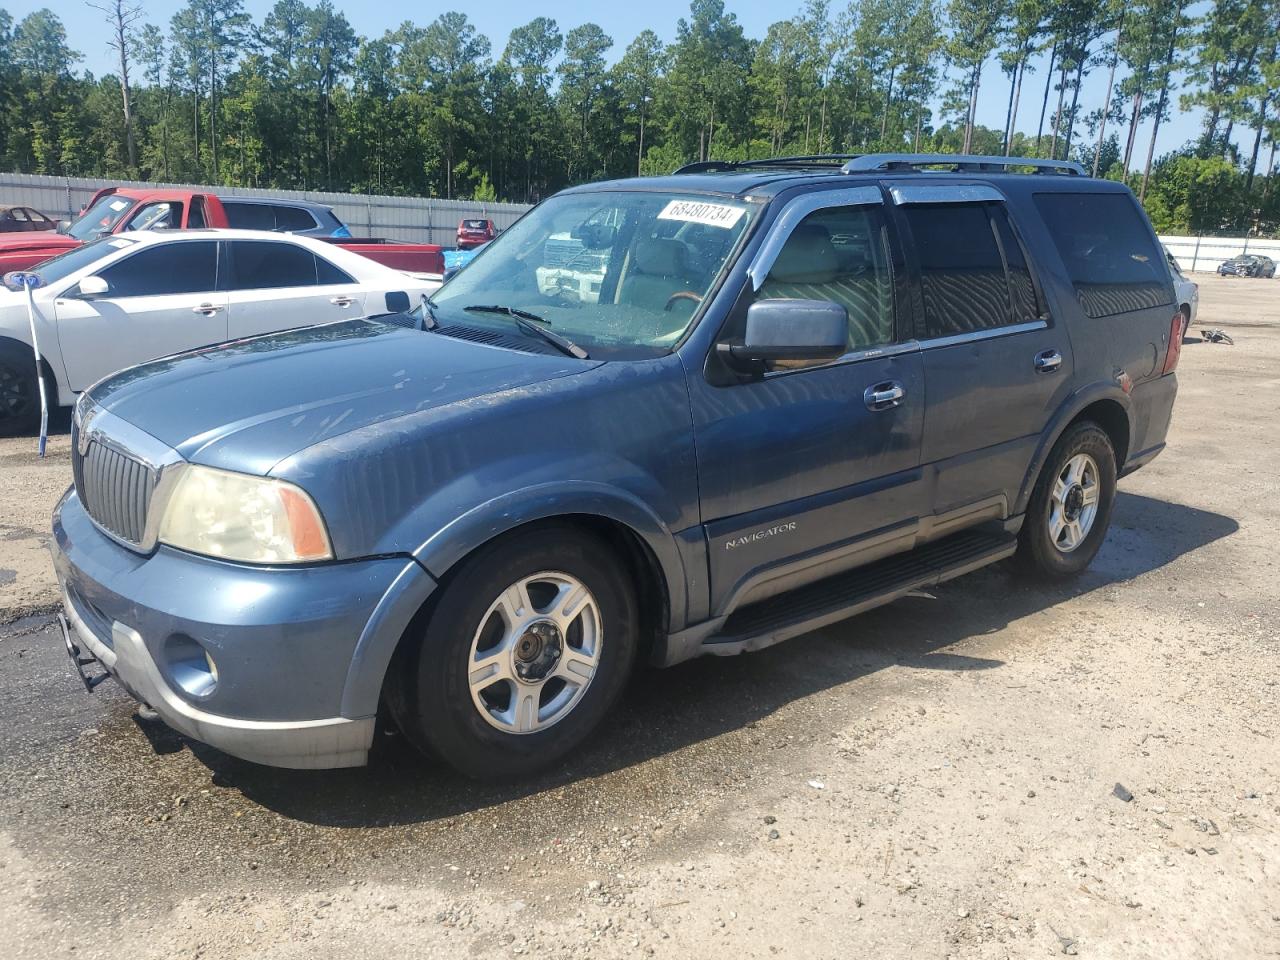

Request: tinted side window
left=229, top=240, right=317, bottom=289
left=223, top=202, right=275, bottom=230
left=98, top=241, right=218, bottom=297
left=126, top=201, right=183, bottom=231
left=274, top=205, right=316, bottom=231
left=904, top=203, right=1011, bottom=337
left=315, top=255, right=355, bottom=285
left=993, top=209, right=1041, bottom=323
left=758, top=205, right=895, bottom=354
left=188, top=198, right=206, bottom=229
left=1033, top=192, right=1173, bottom=318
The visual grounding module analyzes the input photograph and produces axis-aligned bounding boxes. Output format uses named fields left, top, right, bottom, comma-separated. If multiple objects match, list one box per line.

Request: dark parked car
left=1217, top=253, right=1275, bottom=277
left=457, top=217, right=496, bottom=249
left=0, top=205, right=58, bottom=232
left=220, top=197, right=352, bottom=238
left=52, top=153, right=1181, bottom=776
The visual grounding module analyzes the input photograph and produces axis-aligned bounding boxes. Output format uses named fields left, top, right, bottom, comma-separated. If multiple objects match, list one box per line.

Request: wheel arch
left=409, top=482, right=687, bottom=635
left=0, top=333, right=66, bottom=414
left=1014, top=385, right=1132, bottom=516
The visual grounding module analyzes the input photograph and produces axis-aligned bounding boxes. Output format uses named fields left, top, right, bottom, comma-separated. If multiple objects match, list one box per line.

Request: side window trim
left=890, top=183, right=1005, bottom=206
left=746, top=186, right=883, bottom=291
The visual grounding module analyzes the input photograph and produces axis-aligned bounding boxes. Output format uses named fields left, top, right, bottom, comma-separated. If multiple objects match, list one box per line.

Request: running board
left=702, top=530, right=1017, bottom=656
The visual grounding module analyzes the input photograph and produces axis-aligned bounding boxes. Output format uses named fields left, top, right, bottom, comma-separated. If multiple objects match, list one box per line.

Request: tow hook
left=57, top=613, right=111, bottom=693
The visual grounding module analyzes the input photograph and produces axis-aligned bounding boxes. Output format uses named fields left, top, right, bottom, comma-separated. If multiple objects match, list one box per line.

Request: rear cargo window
left=1033, top=193, right=1173, bottom=318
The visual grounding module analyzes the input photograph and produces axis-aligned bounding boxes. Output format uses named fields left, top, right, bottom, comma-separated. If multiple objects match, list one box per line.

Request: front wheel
left=1014, top=422, right=1117, bottom=580
left=389, top=524, right=638, bottom=779
left=0, top=342, right=40, bottom=437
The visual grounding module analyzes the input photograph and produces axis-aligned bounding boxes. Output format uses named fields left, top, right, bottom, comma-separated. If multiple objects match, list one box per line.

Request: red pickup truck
left=0, top=187, right=444, bottom=276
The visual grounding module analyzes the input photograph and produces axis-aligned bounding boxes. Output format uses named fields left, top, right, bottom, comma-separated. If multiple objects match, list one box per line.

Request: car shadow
left=178, top=490, right=1237, bottom=825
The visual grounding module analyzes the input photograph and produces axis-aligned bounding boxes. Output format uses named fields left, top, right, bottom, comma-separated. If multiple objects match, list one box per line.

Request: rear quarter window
left=1033, top=192, right=1173, bottom=318
left=274, top=205, right=317, bottom=231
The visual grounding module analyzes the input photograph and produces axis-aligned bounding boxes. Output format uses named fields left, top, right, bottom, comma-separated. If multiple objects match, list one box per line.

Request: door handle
left=330, top=296, right=356, bottom=307
left=192, top=303, right=224, bottom=315
left=1034, top=349, right=1062, bottom=373
left=864, top=381, right=905, bottom=411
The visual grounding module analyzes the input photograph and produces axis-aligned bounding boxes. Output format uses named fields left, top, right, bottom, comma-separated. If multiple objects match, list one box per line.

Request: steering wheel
left=664, top=290, right=703, bottom=312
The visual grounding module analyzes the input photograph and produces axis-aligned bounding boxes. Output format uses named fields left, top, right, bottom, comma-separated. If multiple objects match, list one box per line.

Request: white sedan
left=0, top=229, right=438, bottom=434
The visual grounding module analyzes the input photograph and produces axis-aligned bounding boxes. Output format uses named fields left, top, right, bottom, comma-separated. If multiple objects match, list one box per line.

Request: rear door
left=893, top=183, right=1074, bottom=521
left=690, top=187, right=928, bottom=615
left=53, top=240, right=227, bottom=390
left=223, top=238, right=364, bottom=338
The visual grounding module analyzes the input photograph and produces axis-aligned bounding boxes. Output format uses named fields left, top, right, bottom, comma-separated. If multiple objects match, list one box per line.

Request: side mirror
left=78, top=275, right=109, bottom=298
left=722, top=299, right=848, bottom=370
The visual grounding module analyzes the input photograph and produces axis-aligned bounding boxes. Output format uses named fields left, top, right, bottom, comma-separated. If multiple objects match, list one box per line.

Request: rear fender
left=1013, top=381, right=1133, bottom=516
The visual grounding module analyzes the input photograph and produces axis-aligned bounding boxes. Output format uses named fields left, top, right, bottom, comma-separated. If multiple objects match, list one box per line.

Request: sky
left=7, top=0, right=1249, bottom=165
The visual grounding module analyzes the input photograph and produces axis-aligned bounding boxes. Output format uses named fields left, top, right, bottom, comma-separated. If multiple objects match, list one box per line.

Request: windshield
left=67, top=194, right=138, bottom=241
left=429, top=190, right=759, bottom=357
left=33, top=236, right=136, bottom=286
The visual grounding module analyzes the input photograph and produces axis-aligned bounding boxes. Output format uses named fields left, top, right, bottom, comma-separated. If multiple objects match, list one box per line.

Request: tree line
left=0, top=0, right=1277, bottom=235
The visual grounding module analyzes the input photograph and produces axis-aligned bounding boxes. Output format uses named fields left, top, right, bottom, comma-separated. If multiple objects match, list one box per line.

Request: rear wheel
left=1014, top=422, right=1117, bottom=580
left=389, top=524, right=638, bottom=779
left=0, top=341, right=40, bottom=437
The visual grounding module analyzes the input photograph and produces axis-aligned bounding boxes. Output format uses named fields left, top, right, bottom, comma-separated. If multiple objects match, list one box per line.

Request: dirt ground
left=1, top=274, right=1277, bottom=959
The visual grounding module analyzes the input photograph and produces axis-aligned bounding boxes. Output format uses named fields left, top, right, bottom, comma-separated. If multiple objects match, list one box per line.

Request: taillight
left=1162, top=312, right=1184, bottom=374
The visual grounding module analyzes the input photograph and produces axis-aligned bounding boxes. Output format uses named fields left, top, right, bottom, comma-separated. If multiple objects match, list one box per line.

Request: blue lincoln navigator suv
left=51, top=154, right=1181, bottom=776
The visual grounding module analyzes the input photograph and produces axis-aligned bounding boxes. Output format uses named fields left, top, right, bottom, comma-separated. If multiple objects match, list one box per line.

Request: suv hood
left=86, top=319, right=599, bottom=474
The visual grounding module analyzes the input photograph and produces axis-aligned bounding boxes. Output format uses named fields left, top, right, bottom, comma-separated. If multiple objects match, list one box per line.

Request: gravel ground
left=1, top=274, right=1277, bottom=959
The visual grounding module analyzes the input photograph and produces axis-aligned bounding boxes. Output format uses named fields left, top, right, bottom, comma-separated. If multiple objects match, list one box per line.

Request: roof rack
left=841, top=154, right=1086, bottom=176
left=673, top=152, right=1086, bottom=177
left=673, top=154, right=863, bottom=175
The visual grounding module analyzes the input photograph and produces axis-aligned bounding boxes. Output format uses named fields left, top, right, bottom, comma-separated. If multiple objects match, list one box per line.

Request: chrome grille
left=73, top=435, right=157, bottom=546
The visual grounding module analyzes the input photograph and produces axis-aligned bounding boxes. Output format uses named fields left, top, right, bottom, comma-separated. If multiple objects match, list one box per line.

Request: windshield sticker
left=658, top=200, right=745, bottom=229
left=108, top=199, right=129, bottom=211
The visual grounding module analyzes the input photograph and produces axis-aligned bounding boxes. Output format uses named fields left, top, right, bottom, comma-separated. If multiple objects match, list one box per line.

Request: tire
left=0, top=341, right=40, bottom=437
left=389, top=523, right=638, bottom=779
left=1014, top=421, right=1118, bottom=580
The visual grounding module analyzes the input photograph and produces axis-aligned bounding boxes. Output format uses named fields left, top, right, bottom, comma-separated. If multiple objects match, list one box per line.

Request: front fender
left=1013, top=380, right=1133, bottom=516
left=411, top=480, right=688, bottom=632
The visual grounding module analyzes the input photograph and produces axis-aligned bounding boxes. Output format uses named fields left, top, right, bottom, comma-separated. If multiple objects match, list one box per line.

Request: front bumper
left=51, top=489, right=435, bottom=769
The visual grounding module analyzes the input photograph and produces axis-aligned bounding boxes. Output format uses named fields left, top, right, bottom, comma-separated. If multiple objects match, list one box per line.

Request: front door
left=53, top=239, right=226, bottom=390
left=223, top=239, right=363, bottom=339
left=892, top=185, right=1075, bottom=519
left=690, top=189, right=927, bottom=615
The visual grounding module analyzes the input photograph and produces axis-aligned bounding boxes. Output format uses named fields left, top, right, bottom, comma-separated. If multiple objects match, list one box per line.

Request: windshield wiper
left=462, top=304, right=589, bottom=359
left=464, top=303, right=550, bottom=324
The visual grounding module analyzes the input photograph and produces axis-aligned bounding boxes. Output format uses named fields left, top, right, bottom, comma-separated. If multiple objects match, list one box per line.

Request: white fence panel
left=0, top=173, right=532, bottom=246
left=1159, top=234, right=1280, bottom=274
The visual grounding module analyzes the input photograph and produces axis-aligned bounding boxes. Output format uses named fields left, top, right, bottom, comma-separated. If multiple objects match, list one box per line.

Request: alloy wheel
left=1048, top=453, right=1100, bottom=553
left=467, top=571, right=602, bottom=734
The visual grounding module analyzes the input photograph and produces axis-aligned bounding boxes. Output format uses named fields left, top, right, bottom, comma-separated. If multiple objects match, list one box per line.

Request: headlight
left=158, top=465, right=333, bottom=564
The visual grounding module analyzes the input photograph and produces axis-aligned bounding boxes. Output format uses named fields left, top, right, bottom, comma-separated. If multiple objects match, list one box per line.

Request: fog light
left=164, top=635, right=218, bottom=698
